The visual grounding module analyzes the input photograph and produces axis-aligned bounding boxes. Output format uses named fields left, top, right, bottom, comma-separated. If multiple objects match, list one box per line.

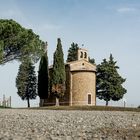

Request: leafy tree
left=51, top=38, right=66, bottom=106
left=67, top=42, right=79, bottom=62
left=89, top=57, right=95, bottom=64
left=0, top=19, right=44, bottom=64
left=96, top=54, right=127, bottom=106
left=16, top=59, right=37, bottom=107
left=38, top=43, right=49, bottom=106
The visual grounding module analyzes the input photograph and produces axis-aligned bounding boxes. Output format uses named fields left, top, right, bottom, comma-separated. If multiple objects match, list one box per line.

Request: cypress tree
left=16, top=59, right=37, bottom=108
left=96, top=54, right=127, bottom=106
left=38, top=43, right=49, bottom=106
left=51, top=38, right=66, bottom=106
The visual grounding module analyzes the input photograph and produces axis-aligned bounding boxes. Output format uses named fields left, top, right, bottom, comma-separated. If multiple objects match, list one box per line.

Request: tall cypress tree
left=67, top=42, right=79, bottom=62
left=16, top=59, right=37, bottom=108
left=38, top=45, right=49, bottom=106
left=96, top=54, right=127, bottom=106
left=51, top=38, right=66, bottom=106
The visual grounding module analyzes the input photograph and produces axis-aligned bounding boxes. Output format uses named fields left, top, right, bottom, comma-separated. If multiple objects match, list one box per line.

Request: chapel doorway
left=88, top=94, right=91, bottom=105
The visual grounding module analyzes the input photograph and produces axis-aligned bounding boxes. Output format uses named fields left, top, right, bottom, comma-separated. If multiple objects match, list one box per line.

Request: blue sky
left=0, top=0, right=140, bottom=107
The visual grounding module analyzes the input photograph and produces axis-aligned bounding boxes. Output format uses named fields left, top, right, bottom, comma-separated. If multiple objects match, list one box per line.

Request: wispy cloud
left=37, top=23, right=60, bottom=32
left=117, top=7, right=138, bottom=13
left=0, top=9, right=22, bottom=18
left=29, top=23, right=62, bottom=41
left=0, top=0, right=21, bottom=18
left=37, top=24, right=61, bottom=31
left=0, top=0, right=30, bottom=28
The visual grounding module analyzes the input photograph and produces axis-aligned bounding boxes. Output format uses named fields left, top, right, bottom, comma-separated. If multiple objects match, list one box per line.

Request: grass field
left=23, top=105, right=140, bottom=112
left=0, top=106, right=11, bottom=108
left=2, top=105, right=139, bottom=112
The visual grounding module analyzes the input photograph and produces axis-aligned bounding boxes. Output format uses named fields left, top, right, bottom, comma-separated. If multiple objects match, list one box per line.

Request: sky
left=0, top=0, right=140, bottom=107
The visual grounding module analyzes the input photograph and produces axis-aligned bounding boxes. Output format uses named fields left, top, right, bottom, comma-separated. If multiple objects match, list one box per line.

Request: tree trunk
left=55, top=97, right=59, bottom=106
left=106, top=101, right=109, bottom=106
left=40, top=99, right=44, bottom=107
left=27, top=99, right=30, bottom=108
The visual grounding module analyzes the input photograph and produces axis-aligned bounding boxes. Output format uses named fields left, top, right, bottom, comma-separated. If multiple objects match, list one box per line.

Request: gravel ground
left=0, top=109, right=140, bottom=140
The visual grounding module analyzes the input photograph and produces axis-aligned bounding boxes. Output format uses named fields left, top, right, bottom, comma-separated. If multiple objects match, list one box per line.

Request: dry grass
left=23, top=105, right=140, bottom=112
left=0, top=106, right=11, bottom=108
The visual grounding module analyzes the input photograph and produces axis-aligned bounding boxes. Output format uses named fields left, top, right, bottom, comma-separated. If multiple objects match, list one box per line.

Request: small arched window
left=84, top=52, right=87, bottom=58
left=80, top=51, right=83, bottom=58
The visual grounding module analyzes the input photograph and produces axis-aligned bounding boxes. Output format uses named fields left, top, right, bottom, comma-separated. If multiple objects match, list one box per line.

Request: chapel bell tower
left=78, top=48, right=89, bottom=61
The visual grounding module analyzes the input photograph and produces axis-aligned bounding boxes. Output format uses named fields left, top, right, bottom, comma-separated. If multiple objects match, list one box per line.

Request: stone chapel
left=42, top=48, right=96, bottom=106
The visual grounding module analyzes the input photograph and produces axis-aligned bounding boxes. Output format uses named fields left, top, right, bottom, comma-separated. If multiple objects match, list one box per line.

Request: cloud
left=117, top=7, right=138, bottom=13
left=0, top=1, right=33, bottom=29
left=32, top=23, right=61, bottom=34
left=0, top=0, right=22, bottom=18
left=39, top=24, right=61, bottom=31
left=0, top=9, right=22, bottom=18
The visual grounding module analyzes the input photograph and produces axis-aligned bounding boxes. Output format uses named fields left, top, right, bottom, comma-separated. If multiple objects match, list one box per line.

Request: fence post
left=0, top=95, right=11, bottom=108
left=9, top=96, right=11, bottom=107
left=3, top=94, right=6, bottom=107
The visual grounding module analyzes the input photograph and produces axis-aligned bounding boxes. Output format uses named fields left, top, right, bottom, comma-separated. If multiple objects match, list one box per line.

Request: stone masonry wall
left=72, top=71, right=96, bottom=106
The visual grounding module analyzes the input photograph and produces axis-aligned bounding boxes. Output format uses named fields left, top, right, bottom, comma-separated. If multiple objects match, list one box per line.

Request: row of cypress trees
left=16, top=38, right=65, bottom=107
left=38, top=38, right=65, bottom=106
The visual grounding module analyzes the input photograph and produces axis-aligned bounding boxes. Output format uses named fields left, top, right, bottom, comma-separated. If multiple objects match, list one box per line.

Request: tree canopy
left=96, top=54, right=127, bottom=106
left=0, top=19, right=44, bottom=64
